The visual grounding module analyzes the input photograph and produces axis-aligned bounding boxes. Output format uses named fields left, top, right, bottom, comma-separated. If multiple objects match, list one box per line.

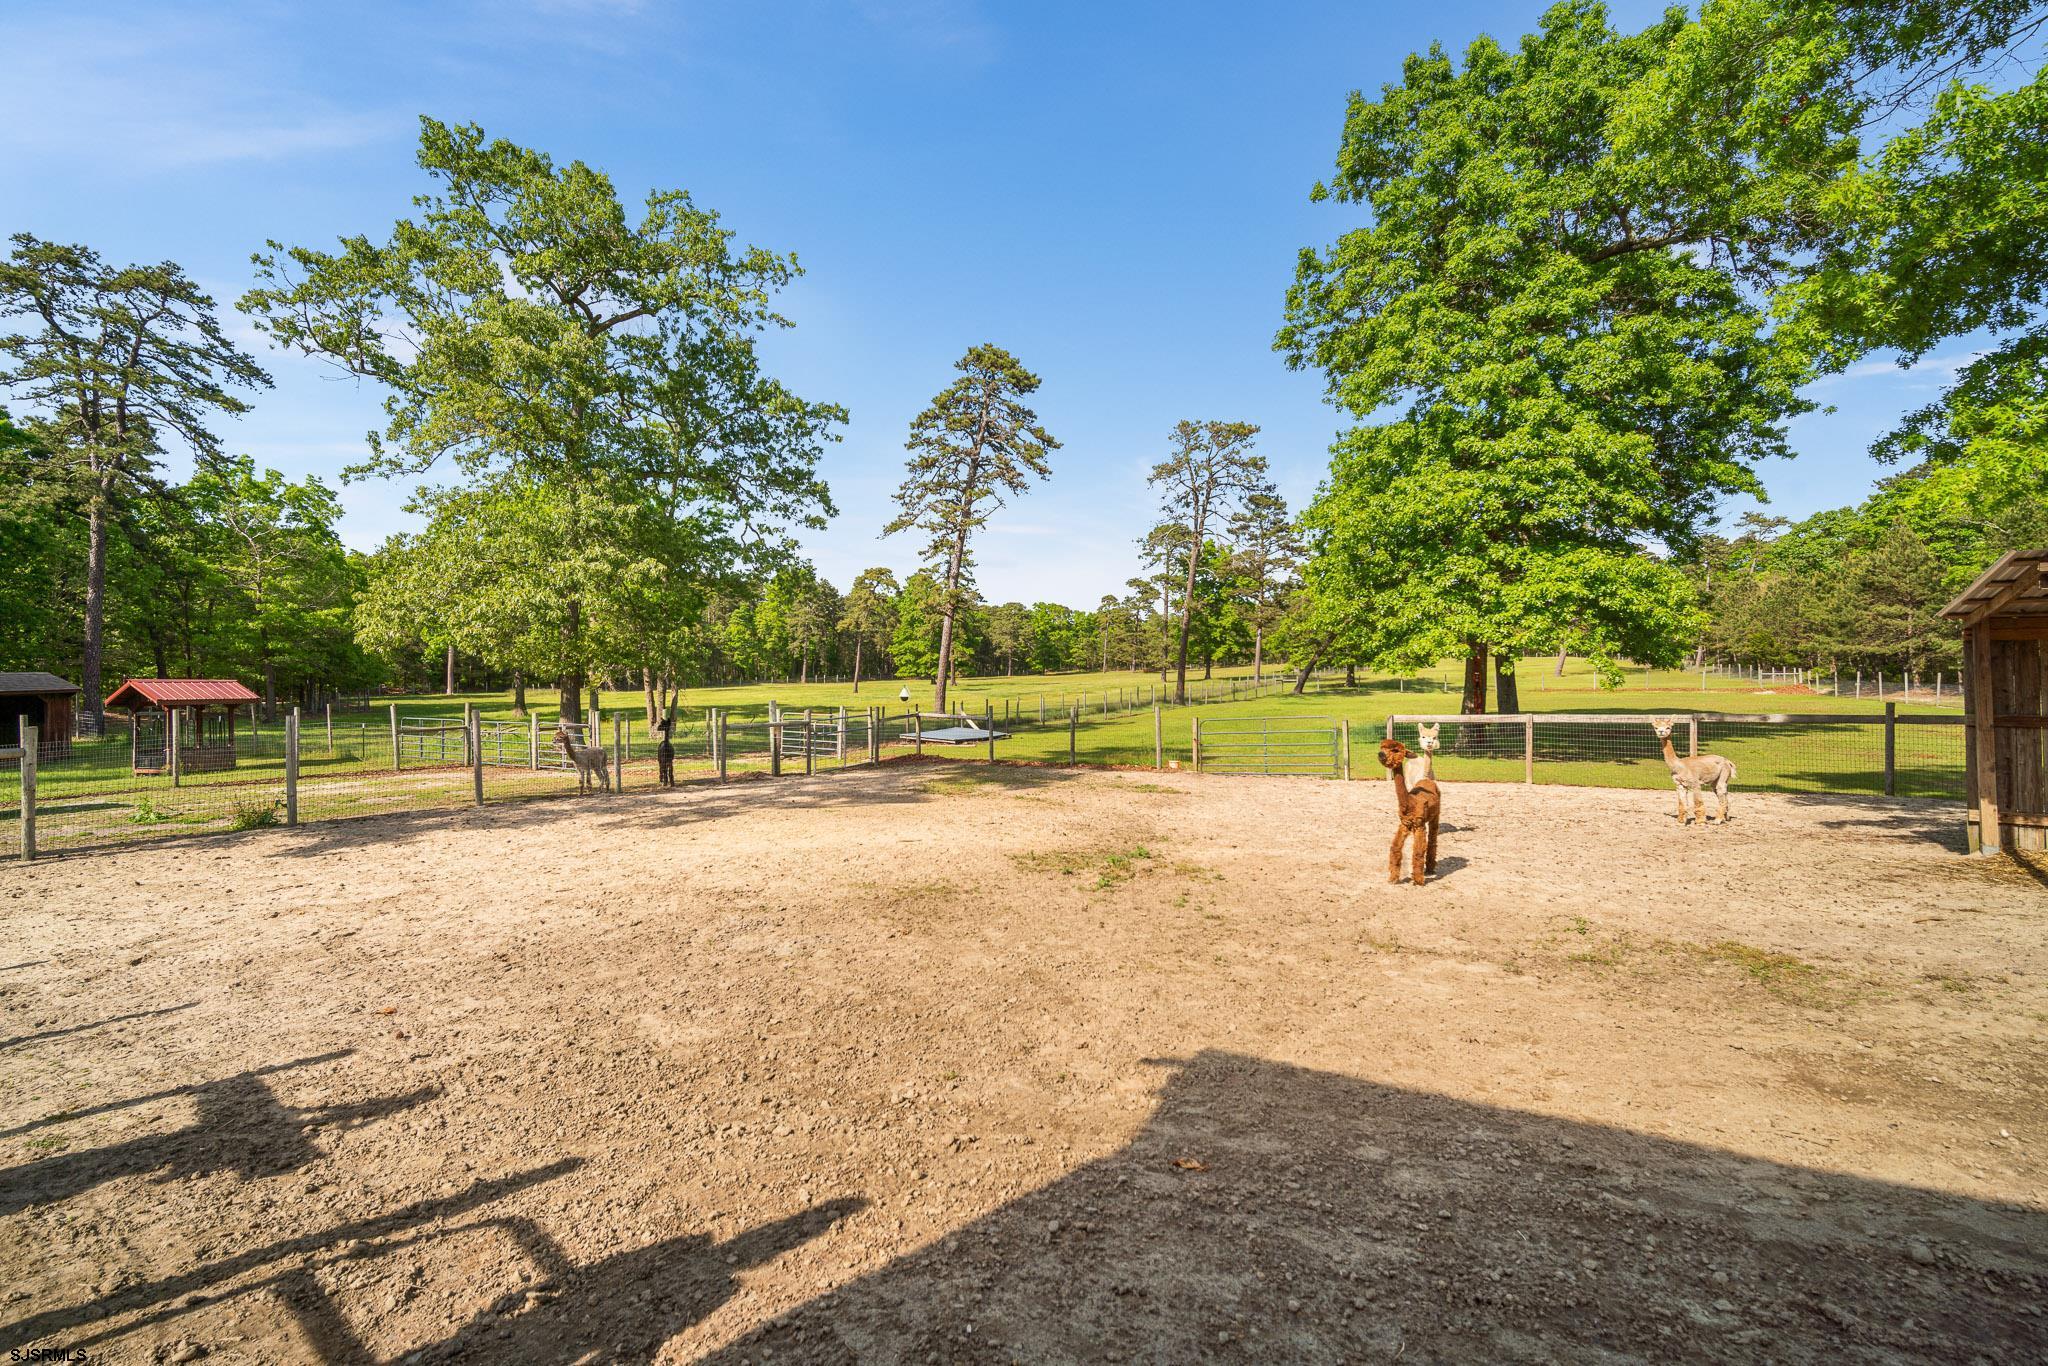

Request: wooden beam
left=1960, top=561, right=2046, bottom=629
left=1969, top=623, right=2003, bottom=854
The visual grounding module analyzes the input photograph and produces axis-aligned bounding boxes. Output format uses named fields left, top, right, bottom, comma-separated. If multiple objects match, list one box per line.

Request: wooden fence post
left=1191, top=716, right=1201, bottom=773
left=286, top=709, right=300, bottom=827
left=1884, top=702, right=1897, bottom=798
left=804, top=710, right=815, bottom=776
left=170, top=708, right=182, bottom=787
left=1687, top=715, right=1698, bottom=759
left=1525, top=715, right=1536, bottom=784
left=770, top=709, right=782, bottom=776
left=389, top=703, right=401, bottom=773
left=1067, top=707, right=1076, bottom=765
left=1154, top=704, right=1162, bottom=769
left=472, top=713, right=485, bottom=806
left=19, top=723, right=35, bottom=861
left=1341, top=719, right=1351, bottom=781
left=325, top=702, right=333, bottom=755
left=614, top=715, right=625, bottom=791
left=529, top=713, right=540, bottom=770
left=913, top=710, right=923, bottom=758
left=717, top=710, right=730, bottom=781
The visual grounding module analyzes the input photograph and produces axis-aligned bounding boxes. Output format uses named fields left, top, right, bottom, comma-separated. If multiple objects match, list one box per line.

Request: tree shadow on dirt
left=1780, top=793, right=1971, bottom=852
left=262, top=761, right=1090, bottom=861
left=0, top=1001, right=195, bottom=1053
left=699, top=1050, right=2045, bottom=1364
left=0, top=1052, right=437, bottom=1217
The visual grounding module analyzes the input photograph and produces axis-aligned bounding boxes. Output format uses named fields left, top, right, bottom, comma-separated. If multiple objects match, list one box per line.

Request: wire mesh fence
left=6, top=698, right=1967, bottom=861
left=1382, top=711, right=1966, bottom=800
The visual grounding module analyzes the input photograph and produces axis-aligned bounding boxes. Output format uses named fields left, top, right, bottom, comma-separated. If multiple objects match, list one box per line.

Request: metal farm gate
left=1192, top=715, right=1345, bottom=778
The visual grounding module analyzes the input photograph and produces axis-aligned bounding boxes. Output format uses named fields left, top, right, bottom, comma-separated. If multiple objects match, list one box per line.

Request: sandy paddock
left=1, top=761, right=2044, bottom=1363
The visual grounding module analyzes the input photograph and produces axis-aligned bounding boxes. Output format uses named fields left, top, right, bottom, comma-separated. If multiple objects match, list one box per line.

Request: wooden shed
left=0, top=672, right=80, bottom=762
left=1942, top=550, right=2048, bottom=854
left=104, top=677, right=262, bottom=775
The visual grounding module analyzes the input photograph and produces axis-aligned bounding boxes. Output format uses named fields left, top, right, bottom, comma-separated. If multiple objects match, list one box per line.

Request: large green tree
left=241, top=117, right=839, bottom=721
left=0, top=237, right=270, bottom=728
left=1279, top=3, right=1825, bottom=707
left=885, top=344, right=1057, bottom=711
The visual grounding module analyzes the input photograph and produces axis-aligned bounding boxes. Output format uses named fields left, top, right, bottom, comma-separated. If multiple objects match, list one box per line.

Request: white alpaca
left=556, top=723, right=611, bottom=795
left=1403, top=722, right=1440, bottom=787
left=1652, top=719, right=1734, bottom=825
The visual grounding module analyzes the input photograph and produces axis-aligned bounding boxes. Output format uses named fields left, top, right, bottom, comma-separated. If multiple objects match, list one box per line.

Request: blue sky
left=3, top=0, right=1972, bottom=606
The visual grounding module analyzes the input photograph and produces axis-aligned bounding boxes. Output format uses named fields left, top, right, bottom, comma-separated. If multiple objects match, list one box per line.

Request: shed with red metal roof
left=104, top=678, right=262, bottom=775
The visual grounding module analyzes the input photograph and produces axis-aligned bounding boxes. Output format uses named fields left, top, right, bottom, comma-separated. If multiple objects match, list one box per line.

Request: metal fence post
left=1154, top=704, right=1162, bottom=769
left=1525, top=715, right=1535, bottom=784
left=471, top=713, right=485, bottom=806
left=286, top=709, right=300, bottom=827
left=19, top=723, right=35, bottom=860
left=1884, top=702, right=1897, bottom=797
left=390, top=703, right=401, bottom=773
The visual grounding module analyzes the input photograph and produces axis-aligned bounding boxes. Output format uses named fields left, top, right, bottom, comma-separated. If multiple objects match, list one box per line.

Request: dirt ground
left=2, top=760, right=2044, bottom=1364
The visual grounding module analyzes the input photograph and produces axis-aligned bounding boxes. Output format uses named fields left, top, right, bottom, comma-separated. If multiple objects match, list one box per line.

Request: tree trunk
left=1554, top=645, right=1568, bottom=677
left=1494, top=652, right=1520, bottom=715
left=851, top=637, right=863, bottom=693
left=1461, top=640, right=1489, bottom=714
left=81, top=489, right=110, bottom=733
left=444, top=642, right=456, bottom=695
left=1291, top=639, right=1325, bottom=696
left=1345, top=663, right=1356, bottom=688
left=512, top=671, right=526, bottom=717
left=1253, top=625, right=1263, bottom=684
left=800, top=648, right=810, bottom=686
left=643, top=667, right=657, bottom=727
left=559, top=600, right=584, bottom=723
left=1175, top=546, right=1199, bottom=705
left=261, top=651, right=278, bottom=722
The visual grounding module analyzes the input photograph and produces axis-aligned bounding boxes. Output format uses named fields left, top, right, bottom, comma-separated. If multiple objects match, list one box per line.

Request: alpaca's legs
left=1388, top=825, right=1407, bottom=883
left=1674, top=784, right=1688, bottom=824
left=1424, top=812, right=1439, bottom=874
left=1715, top=770, right=1730, bottom=823
left=1410, top=827, right=1427, bottom=886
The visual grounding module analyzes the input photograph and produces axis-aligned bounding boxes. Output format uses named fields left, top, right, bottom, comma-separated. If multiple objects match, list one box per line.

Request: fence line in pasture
left=4, top=696, right=1967, bottom=861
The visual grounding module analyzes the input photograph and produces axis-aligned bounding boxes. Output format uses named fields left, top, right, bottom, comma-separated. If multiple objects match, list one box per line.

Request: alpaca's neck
left=1389, top=763, right=1411, bottom=806
left=1659, top=734, right=1682, bottom=770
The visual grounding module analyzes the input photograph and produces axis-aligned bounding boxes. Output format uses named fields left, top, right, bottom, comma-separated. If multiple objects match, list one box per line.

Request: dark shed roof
left=0, top=672, right=82, bottom=697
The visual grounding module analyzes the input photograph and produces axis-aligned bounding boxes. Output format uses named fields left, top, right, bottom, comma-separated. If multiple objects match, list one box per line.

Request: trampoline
left=917, top=723, right=1012, bottom=745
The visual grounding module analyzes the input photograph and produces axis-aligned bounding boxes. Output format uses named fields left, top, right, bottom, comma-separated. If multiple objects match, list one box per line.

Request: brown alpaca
left=1377, top=738, right=1441, bottom=886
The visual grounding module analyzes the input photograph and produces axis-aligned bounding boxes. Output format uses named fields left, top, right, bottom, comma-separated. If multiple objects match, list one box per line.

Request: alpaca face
left=1417, top=723, right=1440, bottom=755
left=1651, top=719, right=1674, bottom=740
left=1377, top=738, right=1411, bottom=770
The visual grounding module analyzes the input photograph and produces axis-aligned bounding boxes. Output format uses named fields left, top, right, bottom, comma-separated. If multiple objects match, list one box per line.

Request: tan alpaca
left=555, top=723, right=612, bottom=795
left=1403, top=723, right=1440, bottom=787
left=1652, top=718, right=1734, bottom=824
left=1377, top=738, right=1441, bottom=885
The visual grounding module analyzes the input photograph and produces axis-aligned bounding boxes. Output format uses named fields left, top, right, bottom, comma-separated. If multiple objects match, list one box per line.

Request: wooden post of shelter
left=1941, top=550, right=2048, bottom=855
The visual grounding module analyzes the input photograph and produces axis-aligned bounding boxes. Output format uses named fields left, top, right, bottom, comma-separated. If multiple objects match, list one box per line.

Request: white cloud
left=1814, top=349, right=1985, bottom=389
left=0, top=11, right=405, bottom=171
